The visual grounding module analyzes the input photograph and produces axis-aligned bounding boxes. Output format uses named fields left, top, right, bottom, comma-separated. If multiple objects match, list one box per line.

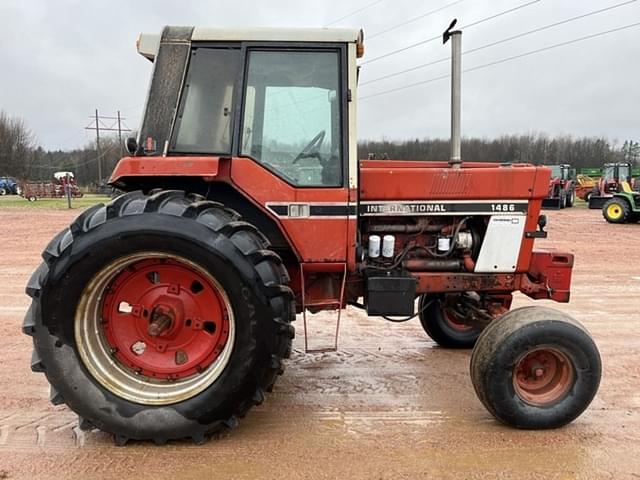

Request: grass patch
left=0, top=194, right=111, bottom=210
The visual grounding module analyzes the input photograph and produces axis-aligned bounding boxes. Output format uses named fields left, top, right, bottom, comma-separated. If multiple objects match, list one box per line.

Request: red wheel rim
left=101, top=258, right=230, bottom=380
left=443, top=310, right=474, bottom=332
left=513, top=347, right=574, bottom=406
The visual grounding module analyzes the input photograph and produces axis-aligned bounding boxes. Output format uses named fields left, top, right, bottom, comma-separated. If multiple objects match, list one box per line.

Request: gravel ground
left=0, top=203, right=638, bottom=479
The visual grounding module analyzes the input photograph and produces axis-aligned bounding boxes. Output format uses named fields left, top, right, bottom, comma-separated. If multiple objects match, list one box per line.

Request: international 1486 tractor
left=24, top=25, right=601, bottom=445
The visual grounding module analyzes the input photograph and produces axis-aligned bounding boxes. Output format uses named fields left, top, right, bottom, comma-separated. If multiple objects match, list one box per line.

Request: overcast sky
left=0, top=0, right=638, bottom=151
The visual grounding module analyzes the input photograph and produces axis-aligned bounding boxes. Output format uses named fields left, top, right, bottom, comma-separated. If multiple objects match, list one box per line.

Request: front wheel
left=418, top=295, right=482, bottom=349
left=470, top=306, right=601, bottom=429
left=603, top=197, right=631, bottom=223
left=24, top=190, right=295, bottom=444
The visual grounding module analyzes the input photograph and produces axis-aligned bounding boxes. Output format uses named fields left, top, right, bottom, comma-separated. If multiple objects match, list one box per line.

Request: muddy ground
left=0, top=202, right=638, bottom=479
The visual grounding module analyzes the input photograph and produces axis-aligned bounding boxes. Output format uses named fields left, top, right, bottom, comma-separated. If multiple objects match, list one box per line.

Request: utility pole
left=94, top=109, right=101, bottom=182
left=85, top=110, right=132, bottom=185
left=117, top=110, right=123, bottom=156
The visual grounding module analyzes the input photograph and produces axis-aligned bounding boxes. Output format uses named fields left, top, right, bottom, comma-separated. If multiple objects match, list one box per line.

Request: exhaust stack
left=443, top=20, right=462, bottom=169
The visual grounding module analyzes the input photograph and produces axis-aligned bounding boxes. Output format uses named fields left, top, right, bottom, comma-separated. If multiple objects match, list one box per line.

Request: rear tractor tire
left=470, top=306, right=601, bottom=429
left=602, top=197, right=631, bottom=224
left=418, top=295, right=482, bottom=349
left=23, top=190, right=295, bottom=445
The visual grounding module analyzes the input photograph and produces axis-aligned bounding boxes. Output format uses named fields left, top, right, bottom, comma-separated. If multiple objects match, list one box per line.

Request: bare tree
left=0, top=110, right=36, bottom=179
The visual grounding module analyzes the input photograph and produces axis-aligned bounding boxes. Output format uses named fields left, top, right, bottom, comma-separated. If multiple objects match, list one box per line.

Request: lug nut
left=131, top=341, right=146, bottom=355
left=175, top=350, right=188, bottom=365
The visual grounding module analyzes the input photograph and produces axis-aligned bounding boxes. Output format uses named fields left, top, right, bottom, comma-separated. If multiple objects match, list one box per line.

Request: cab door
left=230, top=46, right=355, bottom=264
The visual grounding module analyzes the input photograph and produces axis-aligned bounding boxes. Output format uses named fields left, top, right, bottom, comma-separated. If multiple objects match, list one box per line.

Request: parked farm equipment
left=23, top=24, right=601, bottom=445
left=542, top=164, right=575, bottom=209
left=587, top=163, right=633, bottom=209
left=602, top=190, right=640, bottom=223
left=575, top=174, right=597, bottom=202
left=0, top=176, right=21, bottom=195
left=21, top=171, right=83, bottom=201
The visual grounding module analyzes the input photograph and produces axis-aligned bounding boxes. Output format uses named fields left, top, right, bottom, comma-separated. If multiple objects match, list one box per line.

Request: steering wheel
left=293, top=130, right=326, bottom=164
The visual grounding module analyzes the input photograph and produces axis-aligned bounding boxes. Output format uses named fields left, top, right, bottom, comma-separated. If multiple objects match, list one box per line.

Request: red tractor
left=24, top=26, right=601, bottom=445
left=587, top=162, right=633, bottom=208
left=542, top=164, right=575, bottom=209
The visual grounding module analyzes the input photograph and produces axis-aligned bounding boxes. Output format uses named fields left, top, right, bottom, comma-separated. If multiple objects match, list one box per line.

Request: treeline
left=2, top=110, right=640, bottom=186
left=0, top=110, right=125, bottom=186
left=359, top=135, right=640, bottom=168
left=0, top=111, right=36, bottom=179
left=28, top=138, right=123, bottom=186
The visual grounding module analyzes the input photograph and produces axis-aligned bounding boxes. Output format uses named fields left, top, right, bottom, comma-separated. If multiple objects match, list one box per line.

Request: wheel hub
left=513, top=347, right=574, bottom=406
left=443, top=310, right=474, bottom=332
left=75, top=252, right=236, bottom=405
left=101, top=258, right=230, bottom=380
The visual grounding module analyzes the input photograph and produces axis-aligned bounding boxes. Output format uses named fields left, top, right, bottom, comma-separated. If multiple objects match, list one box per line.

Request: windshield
left=604, top=165, right=630, bottom=181
left=241, top=50, right=342, bottom=186
left=549, top=166, right=561, bottom=179
left=619, top=164, right=631, bottom=179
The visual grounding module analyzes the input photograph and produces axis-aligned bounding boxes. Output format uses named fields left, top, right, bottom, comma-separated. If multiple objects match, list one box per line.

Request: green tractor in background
left=602, top=189, right=640, bottom=223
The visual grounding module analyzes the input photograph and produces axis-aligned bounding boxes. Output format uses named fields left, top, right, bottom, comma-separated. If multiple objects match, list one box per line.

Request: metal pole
left=65, top=173, right=72, bottom=209
left=117, top=110, right=123, bottom=156
left=95, top=109, right=102, bottom=184
left=449, top=30, right=462, bottom=168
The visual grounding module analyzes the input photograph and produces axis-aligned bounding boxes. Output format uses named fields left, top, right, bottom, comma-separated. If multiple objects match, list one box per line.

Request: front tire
left=470, top=306, right=601, bottom=429
left=418, top=295, right=481, bottom=349
left=603, top=197, right=631, bottom=223
left=23, top=190, right=295, bottom=444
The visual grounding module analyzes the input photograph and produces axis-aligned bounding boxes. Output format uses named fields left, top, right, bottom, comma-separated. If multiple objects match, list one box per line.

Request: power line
left=360, top=20, right=640, bottom=100
left=361, top=0, right=541, bottom=65
left=325, top=0, right=386, bottom=27
left=30, top=144, right=120, bottom=172
left=85, top=109, right=132, bottom=182
left=361, top=0, right=637, bottom=86
left=368, top=0, right=466, bottom=39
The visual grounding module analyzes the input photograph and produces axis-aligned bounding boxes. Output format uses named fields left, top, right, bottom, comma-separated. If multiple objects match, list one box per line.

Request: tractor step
left=300, top=263, right=347, bottom=353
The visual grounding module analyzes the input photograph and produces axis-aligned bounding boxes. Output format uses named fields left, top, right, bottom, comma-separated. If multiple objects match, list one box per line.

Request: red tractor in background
left=542, top=164, right=575, bottom=209
left=23, top=25, right=601, bottom=445
left=587, top=162, right=633, bottom=208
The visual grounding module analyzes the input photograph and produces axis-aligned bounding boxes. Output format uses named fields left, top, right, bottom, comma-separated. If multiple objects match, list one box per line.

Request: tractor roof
left=137, top=27, right=364, bottom=62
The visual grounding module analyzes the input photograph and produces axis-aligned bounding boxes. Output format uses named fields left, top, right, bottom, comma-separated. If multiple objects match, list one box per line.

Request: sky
left=0, top=0, right=638, bottom=151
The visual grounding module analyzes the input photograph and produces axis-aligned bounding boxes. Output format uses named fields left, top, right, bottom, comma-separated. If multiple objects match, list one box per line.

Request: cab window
left=172, top=48, right=242, bottom=154
left=241, top=50, right=343, bottom=187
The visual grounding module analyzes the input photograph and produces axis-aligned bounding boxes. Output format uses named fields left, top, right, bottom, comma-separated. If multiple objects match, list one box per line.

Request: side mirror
left=125, top=137, right=138, bottom=155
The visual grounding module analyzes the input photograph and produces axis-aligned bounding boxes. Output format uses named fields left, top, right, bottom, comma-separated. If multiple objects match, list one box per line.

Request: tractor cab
left=549, top=164, right=572, bottom=182
left=589, top=162, right=633, bottom=209
left=602, top=162, right=632, bottom=187
left=130, top=27, right=362, bottom=191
